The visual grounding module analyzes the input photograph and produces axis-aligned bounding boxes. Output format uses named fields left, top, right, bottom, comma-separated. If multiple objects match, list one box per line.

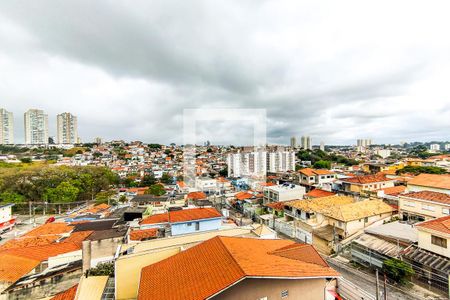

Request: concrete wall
left=399, top=197, right=449, bottom=219
left=418, top=230, right=450, bottom=258
left=407, top=184, right=450, bottom=195
left=91, top=237, right=123, bottom=261
left=115, top=247, right=180, bottom=300
left=214, top=278, right=329, bottom=300
left=171, top=218, right=221, bottom=236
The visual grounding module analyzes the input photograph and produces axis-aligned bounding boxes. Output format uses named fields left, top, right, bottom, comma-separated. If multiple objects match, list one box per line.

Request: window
left=431, top=235, right=447, bottom=248
left=281, top=290, right=289, bottom=298
left=422, top=204, right=435, bottom=211
left=364, top=217, right=368, bottom=223
left=443, top=208, right=450, bottom=215
left=195, top=222, right=200, bottom=231
left=187, top=222, right=192, bottom=227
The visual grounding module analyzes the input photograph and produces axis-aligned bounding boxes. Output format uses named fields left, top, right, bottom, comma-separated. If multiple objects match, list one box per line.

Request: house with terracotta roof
left=284, top=196, right=394, bottom=254
left=407, top=174, right=450, bottom=195
left=139, top=207, right=222, bottom=236
left=340, top=174, right=395, bottom=194
left=137, top=236, right=339, bottom=300
left=415, top=216, right=450, bottom=258
left=298, top=168, right=337, bottom=190
left=399, top=191, right=450, bottom=222
left=304, top=188, right=337, bottom=199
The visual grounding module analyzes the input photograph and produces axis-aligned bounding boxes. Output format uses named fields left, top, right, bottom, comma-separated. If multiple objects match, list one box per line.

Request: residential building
left=320, top=141, right=325, bottom=151
left=0, top=108, right=14, bottom=145
left=374, top=149, right=391, bottom=159
left=445, top=144, right=450, bottom=151
left=0, top=204, right=16, bottom=233
left=24, top=109, right=48, bottom=145
left=227, top=150, right=295, bottom=177
left=263, top=183, right=305, bottom=204
left=284, top=196, right=393, bottom=253
left=137, top=236, right=339, bottom=300
left=399, top=191, right=450, bottom=222
left=415, top=216, right=450, bottom=258
left=139, top=207, right=222, bottom=236
left=298, top=168, right=337, bottom=190
left=340, top=174, right=395, bottom=194
left=430, top=143, right=441, bottom=151
left=56, top=112, right=78, bottom=144
left=301, top=135, right=312, bottom=150
left=115, top=225, right=274, bottom=300
left=407, top=174, right=450, bottom=195
left=94, top=137, right=102, bottom=144
left=290, top=136, right=296, bottom=148
left=357, top=139, right=372, bottom=147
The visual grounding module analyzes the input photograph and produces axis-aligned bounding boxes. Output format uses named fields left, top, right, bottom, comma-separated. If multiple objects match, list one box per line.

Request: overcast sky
left=1, top=1, right=449, bottom=145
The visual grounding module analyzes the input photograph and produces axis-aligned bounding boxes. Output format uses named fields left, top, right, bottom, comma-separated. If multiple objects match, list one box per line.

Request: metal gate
left=337, top=277, right=375, bottom=300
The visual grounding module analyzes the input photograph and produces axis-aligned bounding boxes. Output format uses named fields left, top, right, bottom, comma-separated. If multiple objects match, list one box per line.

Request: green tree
left=20, top=157, right=32, bottom=164
left=95, top=190, right=116, bottom=205
left=160, top=173, right=172, bottom=184
left=44, top=181, right=79, bottom=203
left=313, top=160, right=331, bottom=169
left=0, top=191, right=26, bottom=204
left=396, top=166, right=447, bottom=175
left=383, top=258, right=414, bottom=285
left=145, top=184, right=166, bottom=196
left=141, top=174, right=156, bottom=187
left=219, top=167, right=228, bottom=177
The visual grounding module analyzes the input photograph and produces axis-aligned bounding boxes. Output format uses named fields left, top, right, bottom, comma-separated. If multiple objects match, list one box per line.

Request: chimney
left=82, top=240, right=91, bottom=274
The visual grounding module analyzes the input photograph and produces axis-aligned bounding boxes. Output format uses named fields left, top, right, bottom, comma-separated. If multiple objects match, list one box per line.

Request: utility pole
left=29, top=201, right=32, bottom=224
left=376, top=269, right=380, bottom=300
left=383, top=273, right=387, bottom=300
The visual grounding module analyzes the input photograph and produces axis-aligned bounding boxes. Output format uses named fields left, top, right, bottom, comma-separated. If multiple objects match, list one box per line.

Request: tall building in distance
left=0, top=108, right=14, bottom=145
left=227, top=150, right=295, bottom=177
left=320, top=141, right=325, bottom=151
left=290, top=136, right=297, bottom=148
left=24, top=109, right=48, bottom=145
left=57, top=112, right=78, bottom=144
left=300, top=136, right=312, bottom=150
left=357, top=139, right=372, bottom=147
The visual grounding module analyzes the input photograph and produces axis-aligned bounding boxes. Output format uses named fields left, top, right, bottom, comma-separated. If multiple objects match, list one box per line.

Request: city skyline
left=0, top=1, right=449, bottom=145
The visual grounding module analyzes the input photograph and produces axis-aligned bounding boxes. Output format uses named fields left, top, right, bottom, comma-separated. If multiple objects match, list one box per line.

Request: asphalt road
left=327, top=258, right=446, bottom=300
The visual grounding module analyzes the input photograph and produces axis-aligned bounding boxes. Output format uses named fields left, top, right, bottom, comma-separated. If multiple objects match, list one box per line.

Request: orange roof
left=341, top=174, right=392, bottom=184
left=401, top=191, right=450, bottom=205
left=305, top=189, right=336, bottom=198
left=299, top=168, right=334, bottom=177
left=235, top=191, right=253, bottom=201
left=50, top=284, right=78, bottom=300
left=0, top=235, right=60, bottom=251
left=176, top=181, right=187, bottom=188
left=265, top=201, right=292, bottom=211
left=378, top=185, right=406, bottom=196
left=187, top=191, right=207, bottom=200
left=260, top=182, right=276, bottom=187
left=416, top=216, right=450, bottom=235
left=23, top=223, right=73, bottom=237
left=140, top=208, right=222, bottom=225
left=129, top=228, right=158, bottom=241
left=138, top=236, right=338, bottom=300
left=408, top=174, right=450, bottom=190
left=0, top=231, right=92, bottom=283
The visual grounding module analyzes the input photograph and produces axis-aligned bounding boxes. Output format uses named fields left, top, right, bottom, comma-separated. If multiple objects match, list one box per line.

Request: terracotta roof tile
left=50, top=284, right=78, bottom=300
left=305, top=189, right=336, bottom=198
left=129, top=228, right=158, bottom=241
left=341, top=174, right=392, bottom=184
left=235, top=191, right=253, bottom=201
left=23, top=223, right=73, bottom=237
left=138, top=236, right=338, bottom=300
left=140, top=208, right=222, bottom=225
left=408, top=174, right=450, bottom=190
left=378, top=185, right=406, bottom=196
left=187, top=191, right=207, bottom=200
left=401, top=191, right=450, bottom=205
left=416, top=216, right=450, bottom=235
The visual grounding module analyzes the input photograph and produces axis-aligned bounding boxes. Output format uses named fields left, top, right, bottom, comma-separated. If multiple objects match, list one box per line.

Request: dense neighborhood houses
left=0, top=139, right=449, bottom=299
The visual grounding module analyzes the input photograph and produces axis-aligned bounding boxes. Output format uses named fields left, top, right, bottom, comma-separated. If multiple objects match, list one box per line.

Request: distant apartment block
left=227, top=150, right=295, bottom=177
left=356, top=139, right=372, bottom=147
left=0, top=108, right=14, bottom=145
left=301, top=135, right=312, bottom=150
left=57, top=112, right=78, bottom=144
left=290, top=136, right=296, bottom=148
left=430, top=143, right=441, bottom=151
left=24, top=109, right=48, bottom=145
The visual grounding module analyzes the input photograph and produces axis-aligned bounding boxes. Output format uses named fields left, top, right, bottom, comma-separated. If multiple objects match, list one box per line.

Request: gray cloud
left=0, top=0, right=449, bottom=145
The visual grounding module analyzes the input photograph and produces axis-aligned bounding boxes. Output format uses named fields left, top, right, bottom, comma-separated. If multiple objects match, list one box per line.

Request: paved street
left=327, top=257, right=446, bottom=300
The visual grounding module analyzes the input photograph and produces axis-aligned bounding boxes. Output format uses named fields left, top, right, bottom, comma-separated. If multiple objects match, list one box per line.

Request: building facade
left=301, top=136, right=312, bottom=150
left=24, top=109, right=48, bottom=145
left=0, top=108, right=14, bottom=145
left=57, top=112, right=78, bottom=144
